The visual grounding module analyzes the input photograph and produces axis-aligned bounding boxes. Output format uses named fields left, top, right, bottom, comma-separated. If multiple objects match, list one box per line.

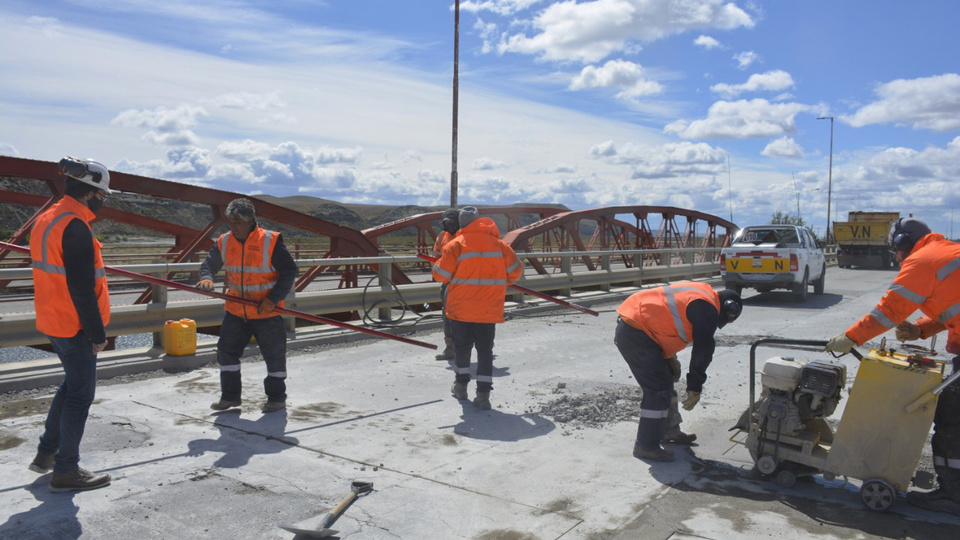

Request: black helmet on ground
left=889, top=217, right=931, bottom=255
left=717, top=289, right=743, bottom=329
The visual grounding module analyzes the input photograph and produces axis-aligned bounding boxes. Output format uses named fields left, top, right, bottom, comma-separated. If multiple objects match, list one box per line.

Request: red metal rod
left=418, top=253, right=599, bottom=317
left=2, top=241, right=437, bottom=350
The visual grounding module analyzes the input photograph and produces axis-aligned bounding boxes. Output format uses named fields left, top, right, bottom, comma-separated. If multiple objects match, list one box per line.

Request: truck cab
left=720, top=225, right=827, bottom=302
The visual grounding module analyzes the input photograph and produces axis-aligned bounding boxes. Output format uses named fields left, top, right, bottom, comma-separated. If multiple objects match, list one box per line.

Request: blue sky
left=2, top=0, right=959, bottom=238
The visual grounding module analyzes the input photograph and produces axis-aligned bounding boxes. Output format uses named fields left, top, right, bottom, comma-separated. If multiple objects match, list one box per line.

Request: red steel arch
left=0, top=156, right=411, bottom=300
left=362, top=206, right=565, bottom=254
left=502, top=206, right=737, bottom=274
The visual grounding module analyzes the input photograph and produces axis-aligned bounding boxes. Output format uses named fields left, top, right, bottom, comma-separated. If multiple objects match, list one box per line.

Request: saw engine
left=754, top=356, right=846, bottom=438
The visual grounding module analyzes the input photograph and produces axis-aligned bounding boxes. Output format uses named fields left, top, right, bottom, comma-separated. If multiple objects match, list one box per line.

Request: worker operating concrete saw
left=826, top=217, right=960, bottom=516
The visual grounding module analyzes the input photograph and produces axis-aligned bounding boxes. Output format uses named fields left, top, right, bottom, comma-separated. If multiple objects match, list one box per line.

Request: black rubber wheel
left=726, top=284, right=742, bottom=296
left=792, top=270, right=809, bottom=302
left=860, top=479, right=896, bottom=512
left=813, top=264, right=826, bottom=294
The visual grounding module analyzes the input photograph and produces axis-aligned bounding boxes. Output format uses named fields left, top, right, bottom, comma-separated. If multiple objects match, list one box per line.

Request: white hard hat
left=58, top=156, right=112, bottom=193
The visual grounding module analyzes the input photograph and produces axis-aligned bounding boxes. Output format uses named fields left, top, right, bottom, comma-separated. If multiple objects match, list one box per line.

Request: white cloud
left=589, top=140, right=618, bottom=157
left=0, top=143, right=20, bottom=157
left=841, top=73, right=960, bottom=132
left=569, top=59, right=664, bottom=99
left=761, top=136, right=804, bottom=158
left=710, top=70, right=794, bottom=98
left=496, top=0, right=755, bottom=63
left=209, top=91, right=286, bottom=110
left=694, top=35, right=721, bottom=50
left=112, top=105, right=208, bottom=147
left=664, top=99, right=814, bottom=139
left=316, top=146, right=362, bottom=164
left=461, top=0, right=545, bottom=16
left=590, top=140, right=726, bottom=179
left=473, top=157, right=509, bottom=170
left=733, top=50, right=759, bottom=69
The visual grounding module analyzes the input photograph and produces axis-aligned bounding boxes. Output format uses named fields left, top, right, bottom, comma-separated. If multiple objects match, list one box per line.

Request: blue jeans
left=217, top=312, right=288, bottom=402
left=38, top=332, right=98, bottom=474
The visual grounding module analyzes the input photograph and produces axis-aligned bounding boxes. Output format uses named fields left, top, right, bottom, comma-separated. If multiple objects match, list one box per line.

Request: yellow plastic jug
left=163, top=318, right=197, bottom=356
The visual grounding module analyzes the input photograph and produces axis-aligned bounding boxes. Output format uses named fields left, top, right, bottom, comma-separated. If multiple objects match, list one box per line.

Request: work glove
left=257, top=297, right=276, bottom=315
left=895, top=321, right=921, bottom=342
left=825, top=332, right=855, bottom=354
left=667, top=356, right=681, bottom=383
left=196, top=279, right=215, bottom=292
left=681, top=390, right=701, bottom=411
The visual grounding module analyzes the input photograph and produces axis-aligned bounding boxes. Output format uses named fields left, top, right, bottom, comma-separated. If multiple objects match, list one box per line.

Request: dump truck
left=833, top=211, right=900, bottom=269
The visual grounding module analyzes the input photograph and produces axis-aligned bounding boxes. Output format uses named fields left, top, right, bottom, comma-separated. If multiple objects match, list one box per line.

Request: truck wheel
left=813, top=264, right=826, bottom=294
left=792, top=270, right=808, bottom=302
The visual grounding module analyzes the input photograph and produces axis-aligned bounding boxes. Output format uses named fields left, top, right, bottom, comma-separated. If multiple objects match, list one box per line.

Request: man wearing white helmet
left=27, top=157, right=113, bottom=492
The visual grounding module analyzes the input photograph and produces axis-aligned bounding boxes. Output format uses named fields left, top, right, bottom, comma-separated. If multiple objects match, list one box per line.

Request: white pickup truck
left=720, top=224, right=826, bottom=302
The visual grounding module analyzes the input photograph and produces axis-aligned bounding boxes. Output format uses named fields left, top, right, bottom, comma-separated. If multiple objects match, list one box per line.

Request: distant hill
left=1, top=176, right=568, bottom=240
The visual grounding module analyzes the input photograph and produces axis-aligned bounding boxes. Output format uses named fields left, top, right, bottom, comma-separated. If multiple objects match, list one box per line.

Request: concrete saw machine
left=732, top=338, right=951, bottom=511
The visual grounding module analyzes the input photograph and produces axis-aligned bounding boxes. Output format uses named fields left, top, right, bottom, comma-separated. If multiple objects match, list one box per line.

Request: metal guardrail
left=0, top=248, right=728, bottom=349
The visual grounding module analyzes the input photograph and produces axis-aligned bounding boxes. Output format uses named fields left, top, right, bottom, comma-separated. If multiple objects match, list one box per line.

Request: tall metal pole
left=817, top=116, right=834, bottom=243
left=450, top=0, right=460, bottom=208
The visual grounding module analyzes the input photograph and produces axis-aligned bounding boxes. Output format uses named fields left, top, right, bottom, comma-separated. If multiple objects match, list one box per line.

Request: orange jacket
left=847, top=233, right=960, bottom=353
left=616, top=281, right=721, bottom=358
left=218, top=227, right=283, bottom=320
left=432, top=230, right=455, bottom=259
left=30, top=196, right=111, bottom=337
left=432, top=217, right=523, bottom=323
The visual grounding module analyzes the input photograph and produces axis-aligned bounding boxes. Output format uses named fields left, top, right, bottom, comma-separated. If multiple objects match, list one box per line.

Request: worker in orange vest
left=827, top=217, right=960, bottom=515
left=197, top=198, right=297, bottom=414
left=616, top=282, right=742, bottom=462
left=432, top=207, right=524, bottom=410
left=432, top=208, right=461, bottom=360
left=28, top=157, right=113, bottom=492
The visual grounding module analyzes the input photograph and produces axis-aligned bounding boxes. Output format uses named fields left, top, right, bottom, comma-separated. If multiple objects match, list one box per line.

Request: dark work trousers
left=451, top=320, right=496, bottom=392
left=615, top=319, right=676, bottom=451
left=440, top=283, right=452, bottom=340
left=217, top=312, right=288, bottom=402
left=38, top=332, right=98, bottom=474
left=932, top=357, right=960, bottom=501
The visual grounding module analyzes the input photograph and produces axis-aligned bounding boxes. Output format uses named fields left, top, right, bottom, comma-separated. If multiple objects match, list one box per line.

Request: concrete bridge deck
left=1, top=269, right=957, bottom=539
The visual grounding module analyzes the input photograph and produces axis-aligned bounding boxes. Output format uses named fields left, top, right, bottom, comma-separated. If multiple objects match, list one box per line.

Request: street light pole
left=450, top=0, right=460, bottom=208
left=817, top=116, right=834, bottom=243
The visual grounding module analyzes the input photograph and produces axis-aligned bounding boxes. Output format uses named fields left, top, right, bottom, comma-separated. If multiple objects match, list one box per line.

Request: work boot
left=662, top=429, right=697, bottom=445
left=261, top=400, right=286, bottom=413
left=210, top=399, right=242, bottom=411
left=50, top=468, right=111, bottom=493
left=451, top=382, right=468, bottom=400
left=473, top=391, right=492, bottom=410
left=632, top=444, right=675, bottom=462
left=906, top=489, right=960, bottom=516
left=28, top=452, right=55, bottom=473
left=435, top=338, right=455, bottom=361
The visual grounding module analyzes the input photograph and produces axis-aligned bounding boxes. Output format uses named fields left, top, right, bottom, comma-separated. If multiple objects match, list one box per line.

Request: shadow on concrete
left=447, top=401, right=555, bottom=442
left=186, top=409, right=299, bottom=469
left=648, top=453, right=959, bottom=539
left=0, top=475, right=81, bottom=539
left=741, top=291, right=844, bottom=310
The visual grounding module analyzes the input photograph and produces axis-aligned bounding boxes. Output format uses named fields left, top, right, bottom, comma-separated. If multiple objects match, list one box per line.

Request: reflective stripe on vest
left=664, top=284, right=712, bottom=343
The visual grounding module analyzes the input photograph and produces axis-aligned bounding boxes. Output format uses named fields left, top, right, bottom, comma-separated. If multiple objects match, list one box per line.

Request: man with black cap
left=432, top=208, right=461, bottom=360
left=432, top=206, right=524, bottom=410
left=826, top=217, right=960, bottom=516
left=615, top=282, right=743, bottom=462
left=197, top=198, right=297, bottom=414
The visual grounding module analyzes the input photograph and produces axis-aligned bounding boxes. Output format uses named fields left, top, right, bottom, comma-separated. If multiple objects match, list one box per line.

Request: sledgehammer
left=279, top=480, right=373, bottom=538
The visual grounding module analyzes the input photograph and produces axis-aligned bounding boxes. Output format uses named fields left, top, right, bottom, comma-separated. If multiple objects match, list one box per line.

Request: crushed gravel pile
left=538, top=384, right=643, bottom=429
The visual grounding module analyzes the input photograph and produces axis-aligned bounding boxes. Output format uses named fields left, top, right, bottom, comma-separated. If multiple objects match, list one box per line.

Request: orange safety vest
left=432, top=217, right=524, bottom=323
left=30, top=196, right=111, bottom=337
left=432, top=230, right=455, bottom=258
left=218, top=227, right=283, bottom=320
left=847, top=233, right=960, bottom=353
left=616, top=281, right=720, bottom=358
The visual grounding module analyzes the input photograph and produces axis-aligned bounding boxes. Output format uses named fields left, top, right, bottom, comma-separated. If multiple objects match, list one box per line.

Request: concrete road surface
left=1, top=268, right=958, bottom=539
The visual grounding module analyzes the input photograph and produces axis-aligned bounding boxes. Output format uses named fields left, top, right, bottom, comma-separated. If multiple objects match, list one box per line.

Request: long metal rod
left=417, top=253, right=599, bottom=317
left=1, top=241, right=437, bottom=350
